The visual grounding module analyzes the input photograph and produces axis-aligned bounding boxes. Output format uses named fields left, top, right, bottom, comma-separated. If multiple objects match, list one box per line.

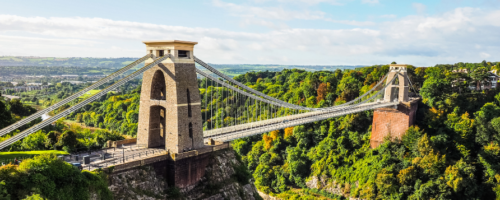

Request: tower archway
left=151, top=70, right=166, bottom=100
left=148, top=105, right=166, bottom=147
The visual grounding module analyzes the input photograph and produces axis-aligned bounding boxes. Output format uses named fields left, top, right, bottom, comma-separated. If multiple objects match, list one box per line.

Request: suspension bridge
left=0, top=40, right=419, bottom=187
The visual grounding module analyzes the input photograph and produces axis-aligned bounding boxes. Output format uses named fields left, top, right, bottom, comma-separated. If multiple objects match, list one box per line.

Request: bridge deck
left=61, top=143, right=167, bottom=171
left=204, top=101, right=398, bottom=142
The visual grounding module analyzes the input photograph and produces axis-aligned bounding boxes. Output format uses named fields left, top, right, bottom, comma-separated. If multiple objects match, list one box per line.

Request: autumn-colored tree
left=284, top=127, right=294, bottom=139
left=269, top=130, right=279, bottom=141
left=398, top=166, right=417, bottom=185
left=263, top=134, right=273, bottom=150
left=316, top=82, right=328, bottom=103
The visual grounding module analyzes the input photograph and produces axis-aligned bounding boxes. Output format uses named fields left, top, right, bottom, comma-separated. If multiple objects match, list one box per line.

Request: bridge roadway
left=203, top=101, right=398, bottom=142
left=62, top=143, right=167, bottom=171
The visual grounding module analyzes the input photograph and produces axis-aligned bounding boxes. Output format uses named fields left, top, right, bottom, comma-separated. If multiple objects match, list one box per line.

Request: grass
left=79, top=89, right=101, bottom=99
left=0, top=150, right=68, bottom=160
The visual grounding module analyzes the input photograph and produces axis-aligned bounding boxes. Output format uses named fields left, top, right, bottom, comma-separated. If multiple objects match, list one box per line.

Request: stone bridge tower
left=370, top=64, right=419, bottom=148
left=137, top=40, right=205, bottom=153
left=384, top=65, right=409, bottom=102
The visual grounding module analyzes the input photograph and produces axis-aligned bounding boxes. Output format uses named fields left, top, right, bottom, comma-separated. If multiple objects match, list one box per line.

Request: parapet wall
left=104, top=143, right=231, bottom=190
left=106, top=138, right=137, bottom=148
left=370, top=98, right=419, bottom=148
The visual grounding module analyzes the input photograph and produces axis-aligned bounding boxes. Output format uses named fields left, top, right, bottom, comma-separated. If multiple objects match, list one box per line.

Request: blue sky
left=0, top=0, right=499, bottom=66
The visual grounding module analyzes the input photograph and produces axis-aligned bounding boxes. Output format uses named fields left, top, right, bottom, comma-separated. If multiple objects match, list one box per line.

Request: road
left=62, top=143, right=167, bottom=171
left=1, top=95, right=19, bottom=100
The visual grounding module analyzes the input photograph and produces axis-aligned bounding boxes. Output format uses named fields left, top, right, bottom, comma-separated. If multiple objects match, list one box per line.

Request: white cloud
left=380, top=14, right=397, bottom=19
left=213, top=0, right=375, bottom=26
left=239, top=19, right=289, bottom=30
left=362, top=0, right=379, bottom=4
left=213, top=0, right=326, bottom=20
left=251, top=0, right=346, bottom=5
left=0, top=7, right=499, bottom=66
left=412, top=3, right=427, bottom=14
left=480, top=52, right=491, bottom=59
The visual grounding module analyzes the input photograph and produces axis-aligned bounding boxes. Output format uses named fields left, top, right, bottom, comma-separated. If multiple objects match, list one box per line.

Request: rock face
left=108, top=161, right=168, bottom=200
left=306, top=175, right=362, bottom=200
left=256, top=190, right=282, bottom=200
left=107, top=149, right=261, bottom=200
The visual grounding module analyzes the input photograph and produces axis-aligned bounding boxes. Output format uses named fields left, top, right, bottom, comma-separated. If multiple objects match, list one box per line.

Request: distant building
left=60, top=81, right=85, bottom=85
left=3, top=85, right=49, bottom=92
left=62, top=75, right=78, bottom=78
left=451, top=70, right=499, bottom=90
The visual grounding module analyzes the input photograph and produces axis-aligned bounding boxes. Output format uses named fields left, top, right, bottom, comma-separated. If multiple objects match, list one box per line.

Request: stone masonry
left=371, top=64, right=419, bottom=148
left=384, top=64, right=409, bottom=102
left=137, top=40, right=205, bottom=153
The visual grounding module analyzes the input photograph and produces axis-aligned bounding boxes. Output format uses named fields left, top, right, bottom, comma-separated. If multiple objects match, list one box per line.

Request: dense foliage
left=0, top=153, right=112, bottom=200
left=226, top=61, right=500, bottom=199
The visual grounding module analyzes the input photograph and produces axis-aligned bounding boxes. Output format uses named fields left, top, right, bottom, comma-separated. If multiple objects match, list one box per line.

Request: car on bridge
left=69, top=162, right=83, bottom=170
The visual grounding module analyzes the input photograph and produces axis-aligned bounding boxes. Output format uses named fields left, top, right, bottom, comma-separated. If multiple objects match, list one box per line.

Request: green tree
left=20, top=131, right=47, bottom=150
left=57, top=130, right=78, bottom=151
left=470, top=67, right=491, bottom=90
left=475, top=103, right=500, bottom=145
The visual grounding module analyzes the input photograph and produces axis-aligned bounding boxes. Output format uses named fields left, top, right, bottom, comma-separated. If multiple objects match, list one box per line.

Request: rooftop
left=142, top=40, right=198, bottom=45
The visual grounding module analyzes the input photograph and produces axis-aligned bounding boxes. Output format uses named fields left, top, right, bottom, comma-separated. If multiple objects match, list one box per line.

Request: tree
left=45, top=131, right=60, bottom=149
left=316, top=83, right=328, bottom=103
left=8, top=99, right=36, bottom=117
left=0, top=180, right=10, bottom=200
left=470, top=67, right=491, bottom=90
left=444, top=159, right=478, bottom=197
left=0, top=101, right=13, bottom=129
left=22, top=193, right=45, bottom=200
left=286, top=146, right=309, bottom=187
left=20, top=131, right=47, bottom=150
left=420, top=67, right=451, bottom=108
left=475, top=103, right=500, bottom=145
left=57, top=130, right=78, bottom=151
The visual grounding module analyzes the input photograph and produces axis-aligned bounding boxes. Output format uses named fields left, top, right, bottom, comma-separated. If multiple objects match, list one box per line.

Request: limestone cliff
left=306, top=175, right=362, bottom=200
left=107, top=149, right=261, bottom=200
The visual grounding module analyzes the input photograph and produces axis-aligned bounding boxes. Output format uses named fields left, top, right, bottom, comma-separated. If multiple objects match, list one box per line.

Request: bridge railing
left=62, top=144, right=148, bottom=162
left=83, top=148, right=168, bottom=171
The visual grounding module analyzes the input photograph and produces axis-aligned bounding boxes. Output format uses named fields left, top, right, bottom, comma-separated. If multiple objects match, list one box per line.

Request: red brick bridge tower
left=370, top=64, right=420, bottom=148
left=137, top=40, right=205, bottom=153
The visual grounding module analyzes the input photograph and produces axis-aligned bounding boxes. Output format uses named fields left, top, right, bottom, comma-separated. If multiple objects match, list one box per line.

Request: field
left=0, top=150, right=68, bottom=160
left=79, top=89, right=101, bottom=99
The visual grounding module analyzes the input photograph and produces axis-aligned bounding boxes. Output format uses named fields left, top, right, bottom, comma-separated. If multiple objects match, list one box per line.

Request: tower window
left=178, top=50, right=189, bottom=58
left=189, top=123, right=193, bottom=138
left=189, top=122, right=194, bottom=149
left=158, top=50, right=164, bottom=57
left=187, top=89, right=192, bottom=117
